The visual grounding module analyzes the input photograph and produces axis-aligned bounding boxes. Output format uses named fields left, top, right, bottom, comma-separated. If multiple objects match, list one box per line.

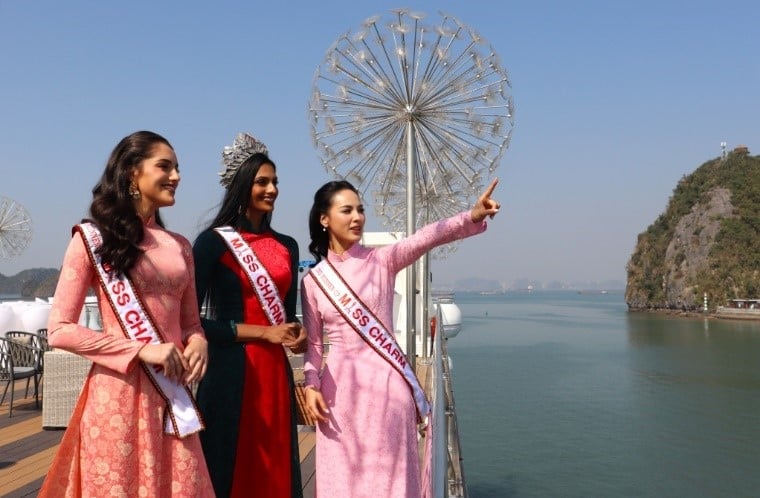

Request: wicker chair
left=42, top=349, right=92, bottom=428
left=0, top=337, right=41, bottom=416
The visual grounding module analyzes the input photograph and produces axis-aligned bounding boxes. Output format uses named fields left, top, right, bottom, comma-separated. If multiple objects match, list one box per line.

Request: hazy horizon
left=0, top=266, right=627, bottom=293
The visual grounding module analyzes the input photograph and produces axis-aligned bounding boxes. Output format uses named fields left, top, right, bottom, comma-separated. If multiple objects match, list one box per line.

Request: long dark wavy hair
left=203, top=152, right=276, bottom=232
left=307, top=180, right=359, bottom=263
left=87, top=131, right=171, bottom=276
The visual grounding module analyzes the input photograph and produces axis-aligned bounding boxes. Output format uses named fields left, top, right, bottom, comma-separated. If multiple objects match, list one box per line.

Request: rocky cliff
left=626, top=148, right=760, bottom=311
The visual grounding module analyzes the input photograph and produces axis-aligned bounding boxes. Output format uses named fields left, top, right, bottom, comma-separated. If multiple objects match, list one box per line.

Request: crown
left=219, top=132, right=269, bottom=188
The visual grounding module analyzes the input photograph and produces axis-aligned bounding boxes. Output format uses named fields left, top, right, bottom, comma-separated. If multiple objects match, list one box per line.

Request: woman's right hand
left=263, top=322, right=303, bottom=345
left=305, top=386, right=329, bottom=423
left=137, top=342, right=189, bottom=382
left=470, top=178, right=501, bottom=223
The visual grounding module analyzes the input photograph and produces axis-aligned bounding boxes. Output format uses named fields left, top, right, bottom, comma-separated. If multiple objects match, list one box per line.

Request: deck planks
left=0, top=384, right=317, bottom=497
left=0, top=384, right=62, bottom=498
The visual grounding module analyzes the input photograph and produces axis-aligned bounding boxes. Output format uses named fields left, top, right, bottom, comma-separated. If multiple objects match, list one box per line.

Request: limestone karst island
left=626, top=145, right=760, bottom=318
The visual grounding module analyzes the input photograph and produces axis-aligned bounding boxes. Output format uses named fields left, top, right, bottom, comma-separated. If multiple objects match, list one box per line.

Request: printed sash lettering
left=76, top=223, right=203, bottom=438
left=309, top=260, right=430, bottom=422
left=213, top=226, right=285, bottom=326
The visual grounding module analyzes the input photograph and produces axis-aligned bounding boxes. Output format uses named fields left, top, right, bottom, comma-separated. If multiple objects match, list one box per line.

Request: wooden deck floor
left=0, top=384, right=316, bottom=497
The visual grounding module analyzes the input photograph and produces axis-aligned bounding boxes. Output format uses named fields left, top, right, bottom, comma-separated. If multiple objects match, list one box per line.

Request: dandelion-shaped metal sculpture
left=0, top=196, right=33, bottom=259
left=309, top=8, right=514, bottom=252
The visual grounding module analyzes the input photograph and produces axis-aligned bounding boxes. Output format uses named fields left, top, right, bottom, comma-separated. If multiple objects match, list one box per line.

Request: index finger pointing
left=483, top=178, right=499, bottom=198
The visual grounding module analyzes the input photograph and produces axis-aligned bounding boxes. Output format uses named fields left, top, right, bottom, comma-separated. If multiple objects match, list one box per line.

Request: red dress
left=194, top=227, right=302, bottom=498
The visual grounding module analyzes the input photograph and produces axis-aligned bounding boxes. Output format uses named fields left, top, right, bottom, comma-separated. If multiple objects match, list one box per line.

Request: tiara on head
left=219, top=132, right=269, bottom=188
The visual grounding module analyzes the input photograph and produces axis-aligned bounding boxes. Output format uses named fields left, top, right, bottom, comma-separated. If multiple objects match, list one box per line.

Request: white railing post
left=430, top=303, right=447, bottom=497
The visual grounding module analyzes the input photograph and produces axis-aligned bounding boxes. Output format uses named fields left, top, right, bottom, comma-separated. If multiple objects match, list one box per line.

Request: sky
left=1, top=0, right=758, bottom=288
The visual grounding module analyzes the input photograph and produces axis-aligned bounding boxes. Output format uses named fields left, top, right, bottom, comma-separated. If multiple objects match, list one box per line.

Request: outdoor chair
left=37, top=328, right=50, bottom=370
left=5, top=330, right=48, bottom=395
left=0, top=336, right=41, bottom=417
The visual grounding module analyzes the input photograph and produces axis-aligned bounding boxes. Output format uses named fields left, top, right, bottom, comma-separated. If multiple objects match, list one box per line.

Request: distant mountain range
left=451, top=277, right=624, bottom=292
left=0, top=268, right=59, bottom=298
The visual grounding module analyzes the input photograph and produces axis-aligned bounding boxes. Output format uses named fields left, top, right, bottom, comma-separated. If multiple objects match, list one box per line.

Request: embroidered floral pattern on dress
left=39, top=220, right=213, bottom=497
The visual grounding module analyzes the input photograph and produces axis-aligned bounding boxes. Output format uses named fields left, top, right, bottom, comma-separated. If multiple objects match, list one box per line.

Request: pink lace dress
left=39, top=219, right=214, bottom=498
left=300, top=212, right=486, bottom=498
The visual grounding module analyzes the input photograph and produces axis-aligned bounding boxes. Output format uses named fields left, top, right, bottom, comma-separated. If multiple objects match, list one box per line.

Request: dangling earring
left=322, top=226, right=327, bottom=232
left=128, top=181, right=141, bottom=199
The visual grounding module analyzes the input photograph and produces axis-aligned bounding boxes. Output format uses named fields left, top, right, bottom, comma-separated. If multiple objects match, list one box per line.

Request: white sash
left=309, top=260, right=431, bottom=422
left=213, top=226, right=286, bottom=326
left=76, top=223, right=204, bottom=438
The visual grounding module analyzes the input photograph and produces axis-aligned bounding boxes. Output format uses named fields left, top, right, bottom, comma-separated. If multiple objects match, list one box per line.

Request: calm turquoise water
left=448, top=291, right=760, bottom=498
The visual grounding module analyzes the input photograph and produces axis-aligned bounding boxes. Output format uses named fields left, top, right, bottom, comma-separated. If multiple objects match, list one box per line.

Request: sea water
left=448, top=291, right=760, bottom=498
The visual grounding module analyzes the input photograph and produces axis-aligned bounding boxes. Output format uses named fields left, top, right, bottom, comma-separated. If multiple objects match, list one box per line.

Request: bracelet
left=230, top=320, right=238, bottom=338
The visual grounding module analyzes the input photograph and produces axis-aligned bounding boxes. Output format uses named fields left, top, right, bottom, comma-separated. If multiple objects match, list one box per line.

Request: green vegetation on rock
left=626, top=149, right=760, bottom=311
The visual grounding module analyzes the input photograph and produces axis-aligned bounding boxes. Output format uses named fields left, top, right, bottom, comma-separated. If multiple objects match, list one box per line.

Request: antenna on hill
left=0, top=196, right=33, bottom=259
left=721, top=141, right=727, bottom=160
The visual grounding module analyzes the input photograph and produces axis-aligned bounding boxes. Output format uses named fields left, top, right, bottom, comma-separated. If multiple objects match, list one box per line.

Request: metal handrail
left=429, top=304, right=446, bottom=497
left=441, top=337, right=467, bottom=497
left=429, top=299, right=468, bottom=498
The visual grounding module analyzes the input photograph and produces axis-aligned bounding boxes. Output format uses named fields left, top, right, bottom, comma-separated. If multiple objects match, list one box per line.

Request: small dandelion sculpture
left=309, top=8, right=514, bottom=253
left=0, top=196, right=33, bottom=260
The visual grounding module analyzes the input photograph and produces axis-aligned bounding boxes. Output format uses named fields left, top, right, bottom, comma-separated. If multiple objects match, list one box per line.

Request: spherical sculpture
left=309, top=8, right=514, bottom=245
left=0, top=196, right=33, bottom=259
